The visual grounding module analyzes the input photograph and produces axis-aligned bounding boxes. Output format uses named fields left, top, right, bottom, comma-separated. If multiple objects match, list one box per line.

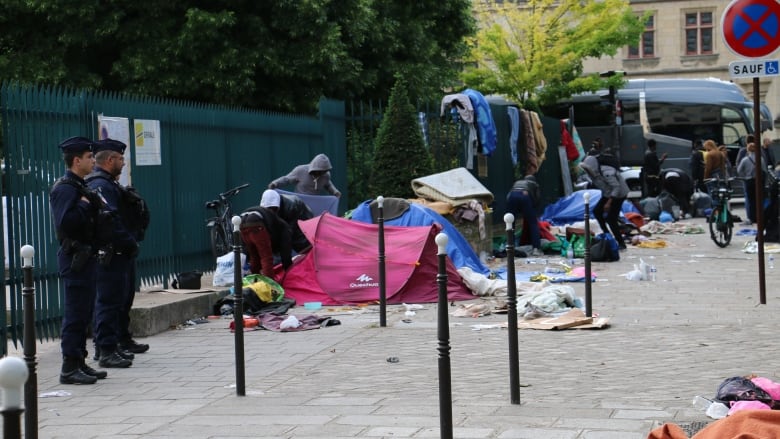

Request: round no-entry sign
left=722, top=0, right=780, bottom=58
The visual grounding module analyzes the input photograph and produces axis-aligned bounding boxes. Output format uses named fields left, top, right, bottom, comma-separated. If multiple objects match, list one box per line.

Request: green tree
left=369, top=78, right=433, bottom=199
left=0, top=0, right=475, bottom=113
left=463, top=0, right=645, bottom=106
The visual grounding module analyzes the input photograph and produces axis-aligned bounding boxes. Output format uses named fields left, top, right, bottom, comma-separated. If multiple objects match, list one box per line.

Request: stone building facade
left=581, top=0, right=779, bottom=138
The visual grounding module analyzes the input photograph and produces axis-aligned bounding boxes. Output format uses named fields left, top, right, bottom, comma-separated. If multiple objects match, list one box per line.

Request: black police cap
left=93, top=138, right=127, bottom=154
left=57, top=136, right=94, bottom=154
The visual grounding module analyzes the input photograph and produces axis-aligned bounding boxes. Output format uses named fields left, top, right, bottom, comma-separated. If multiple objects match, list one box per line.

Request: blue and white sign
left=729, top=59, right=780, bottom=78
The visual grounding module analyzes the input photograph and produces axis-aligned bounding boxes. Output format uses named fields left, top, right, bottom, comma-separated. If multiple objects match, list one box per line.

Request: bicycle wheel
left=210, top=225, right=232, bottom=259
left=709, top=207, right=732, bottom=248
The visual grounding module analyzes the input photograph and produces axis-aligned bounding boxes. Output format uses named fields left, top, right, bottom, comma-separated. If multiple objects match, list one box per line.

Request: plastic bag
left=715, top=376, right=774, bottom=406
left=279, top=315, right=301, bottom=330
left=213, top=252, right=247, bottom=287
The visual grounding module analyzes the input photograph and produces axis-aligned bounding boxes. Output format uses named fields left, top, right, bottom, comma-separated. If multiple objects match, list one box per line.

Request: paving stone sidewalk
left=10, top=210, right=780, bottom=439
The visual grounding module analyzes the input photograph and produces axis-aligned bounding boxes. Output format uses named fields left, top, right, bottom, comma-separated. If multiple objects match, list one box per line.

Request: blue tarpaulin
left=541, top=190, right=639, bottom=225
left=351, top=200, right=490, bottom=275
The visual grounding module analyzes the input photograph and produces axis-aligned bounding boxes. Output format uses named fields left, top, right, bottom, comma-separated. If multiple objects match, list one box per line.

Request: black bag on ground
left=590, top=233, right=620, bottom=262
left=173, top=271, right=202, bottom=289
left=715, top=376, right=774, bottom=406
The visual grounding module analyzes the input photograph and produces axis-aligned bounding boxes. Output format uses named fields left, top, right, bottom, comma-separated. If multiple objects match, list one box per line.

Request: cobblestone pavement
left=11, top=207, right=780, bottom=438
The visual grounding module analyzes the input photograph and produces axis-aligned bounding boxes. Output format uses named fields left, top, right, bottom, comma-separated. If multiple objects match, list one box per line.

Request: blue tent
left=541, top=190, right=639, bottom=225
left=351, top=200, right=490, bottom=275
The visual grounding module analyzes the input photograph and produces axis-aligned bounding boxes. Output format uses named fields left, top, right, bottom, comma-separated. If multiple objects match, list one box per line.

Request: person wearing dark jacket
left=260, top=189, right=313, bottom=251
left=642, top=139, right=666, bottom=197
left=689, top=139, right=706, bottom=193
left=50, top=136, right=104, bottom=384
left=86, top=139, right=137, bottom=369
left=239, top=206, right=298, bottom=279
left=580, top=144, right=629, bottom=249
left=506, top=175, right=543, bottom=255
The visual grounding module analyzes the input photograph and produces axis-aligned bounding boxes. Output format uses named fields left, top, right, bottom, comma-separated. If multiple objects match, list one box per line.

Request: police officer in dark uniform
left=50, top=136, right=106, bottom=384
left=116, top=183, right=150, bottom=355
left=86, top=139, right=138, bottom=368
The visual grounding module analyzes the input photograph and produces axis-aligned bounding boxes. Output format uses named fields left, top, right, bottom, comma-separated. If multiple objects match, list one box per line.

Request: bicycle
left=705, top=177, right=735, bottom=248
left=205, top=183, right=250, bottom=258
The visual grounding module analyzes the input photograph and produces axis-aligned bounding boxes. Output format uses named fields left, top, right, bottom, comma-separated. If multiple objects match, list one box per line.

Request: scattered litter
left=279, top=315, right=301, bottom=330
left=470, top=324, right=503, bottom=331
left=39, top=390, right=71, bottom=398
left=401, top=319, right=412, bottom=323
left=452, top=303, right=490, bottom=317
left=386, top=357, right=399, bottom=363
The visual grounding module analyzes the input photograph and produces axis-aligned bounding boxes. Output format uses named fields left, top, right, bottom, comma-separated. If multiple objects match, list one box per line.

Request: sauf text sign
left=729, top=59, right=780, bottom=78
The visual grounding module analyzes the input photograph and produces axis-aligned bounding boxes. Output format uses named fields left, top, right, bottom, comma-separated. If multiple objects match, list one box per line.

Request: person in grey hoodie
left=268, top=154, right=341, bottom=197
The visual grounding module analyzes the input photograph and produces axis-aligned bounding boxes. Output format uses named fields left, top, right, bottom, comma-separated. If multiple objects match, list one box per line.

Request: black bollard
left=584, top=192, right=593, bottom=317
left=503, top=214, right=521, bottom=405
left=435, top=233, right=453, bottom=439
left=231, top=216, right=246, bottom=396
left=20, top=245, right=38, bottom=439
left=0, top=356, right=28, bottom=439
left=377, top=196, right=387, bottom=327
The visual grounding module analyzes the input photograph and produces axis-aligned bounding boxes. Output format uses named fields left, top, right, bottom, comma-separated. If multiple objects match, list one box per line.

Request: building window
left=628, top=14, right=655, bottom=58
left=685, top=11, right=713, bottom=55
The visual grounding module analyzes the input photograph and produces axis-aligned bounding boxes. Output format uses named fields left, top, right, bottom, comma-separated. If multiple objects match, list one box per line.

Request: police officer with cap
left=49, top=136, right=106, bottom=384
left=86, top=138, right=138, bottom=368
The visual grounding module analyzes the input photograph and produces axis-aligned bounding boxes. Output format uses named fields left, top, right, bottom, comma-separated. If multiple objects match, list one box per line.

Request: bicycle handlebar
left=219, top=183, right=250, bottom=200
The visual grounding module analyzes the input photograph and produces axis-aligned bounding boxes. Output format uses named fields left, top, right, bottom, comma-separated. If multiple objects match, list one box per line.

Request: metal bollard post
left=0, top=356, right=28, bottom=439
left=231, top=216, right=246, bottom=396
left=503, top=214, right=521, bottom=405
left=20, top=245, right=38, bottom=439
left=435, top=233, right=453, bottom=439
left=584, top=193, right=593, bottom=317
left=377, top=196, right=387, bottom=327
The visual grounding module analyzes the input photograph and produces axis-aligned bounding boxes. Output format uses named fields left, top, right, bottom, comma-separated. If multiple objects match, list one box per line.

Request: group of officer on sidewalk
left=49, top=136, right=151, bottom=385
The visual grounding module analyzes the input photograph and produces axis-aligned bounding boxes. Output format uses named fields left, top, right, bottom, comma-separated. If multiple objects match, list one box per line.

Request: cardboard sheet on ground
left=501, top=309, right=610, bottom=330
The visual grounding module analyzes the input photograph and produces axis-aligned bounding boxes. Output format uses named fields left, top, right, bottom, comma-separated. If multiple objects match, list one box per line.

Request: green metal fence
left=0, top=83, right=346, bottom=353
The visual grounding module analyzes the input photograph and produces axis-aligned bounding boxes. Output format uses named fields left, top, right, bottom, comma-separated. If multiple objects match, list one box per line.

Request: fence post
left=21, top=245, right=38, bottom=438
left=231, top=216, right=246, bottom=397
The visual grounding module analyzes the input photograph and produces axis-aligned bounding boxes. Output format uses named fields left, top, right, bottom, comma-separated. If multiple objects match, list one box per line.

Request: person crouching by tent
left=239, top=206, right=309, bottom=280
left=506, top=175, right=543, bottom=257
left=260, top=189, right=313, bottom=252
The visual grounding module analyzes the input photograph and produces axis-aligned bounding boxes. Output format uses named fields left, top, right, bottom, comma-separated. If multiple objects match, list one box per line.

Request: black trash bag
left=715, top=376, right=774, bottom=406
left=172, top=271, right=202, bottom=289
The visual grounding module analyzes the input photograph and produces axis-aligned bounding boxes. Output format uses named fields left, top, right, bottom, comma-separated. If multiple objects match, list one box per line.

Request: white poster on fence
left=134, top=119, right=162, bottom=166
left=97, top=115, right=132, bottom=186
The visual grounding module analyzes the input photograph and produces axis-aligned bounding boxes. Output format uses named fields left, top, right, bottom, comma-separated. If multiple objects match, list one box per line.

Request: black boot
left=116, top=347, right=135, bottom=360
left=80, top=357, right=107, bottom=379
left=98, top=348, right=132, bottom=368
left=60, top=356, right=98, bottom=385
left=119, top=339, right=149, bottom=354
